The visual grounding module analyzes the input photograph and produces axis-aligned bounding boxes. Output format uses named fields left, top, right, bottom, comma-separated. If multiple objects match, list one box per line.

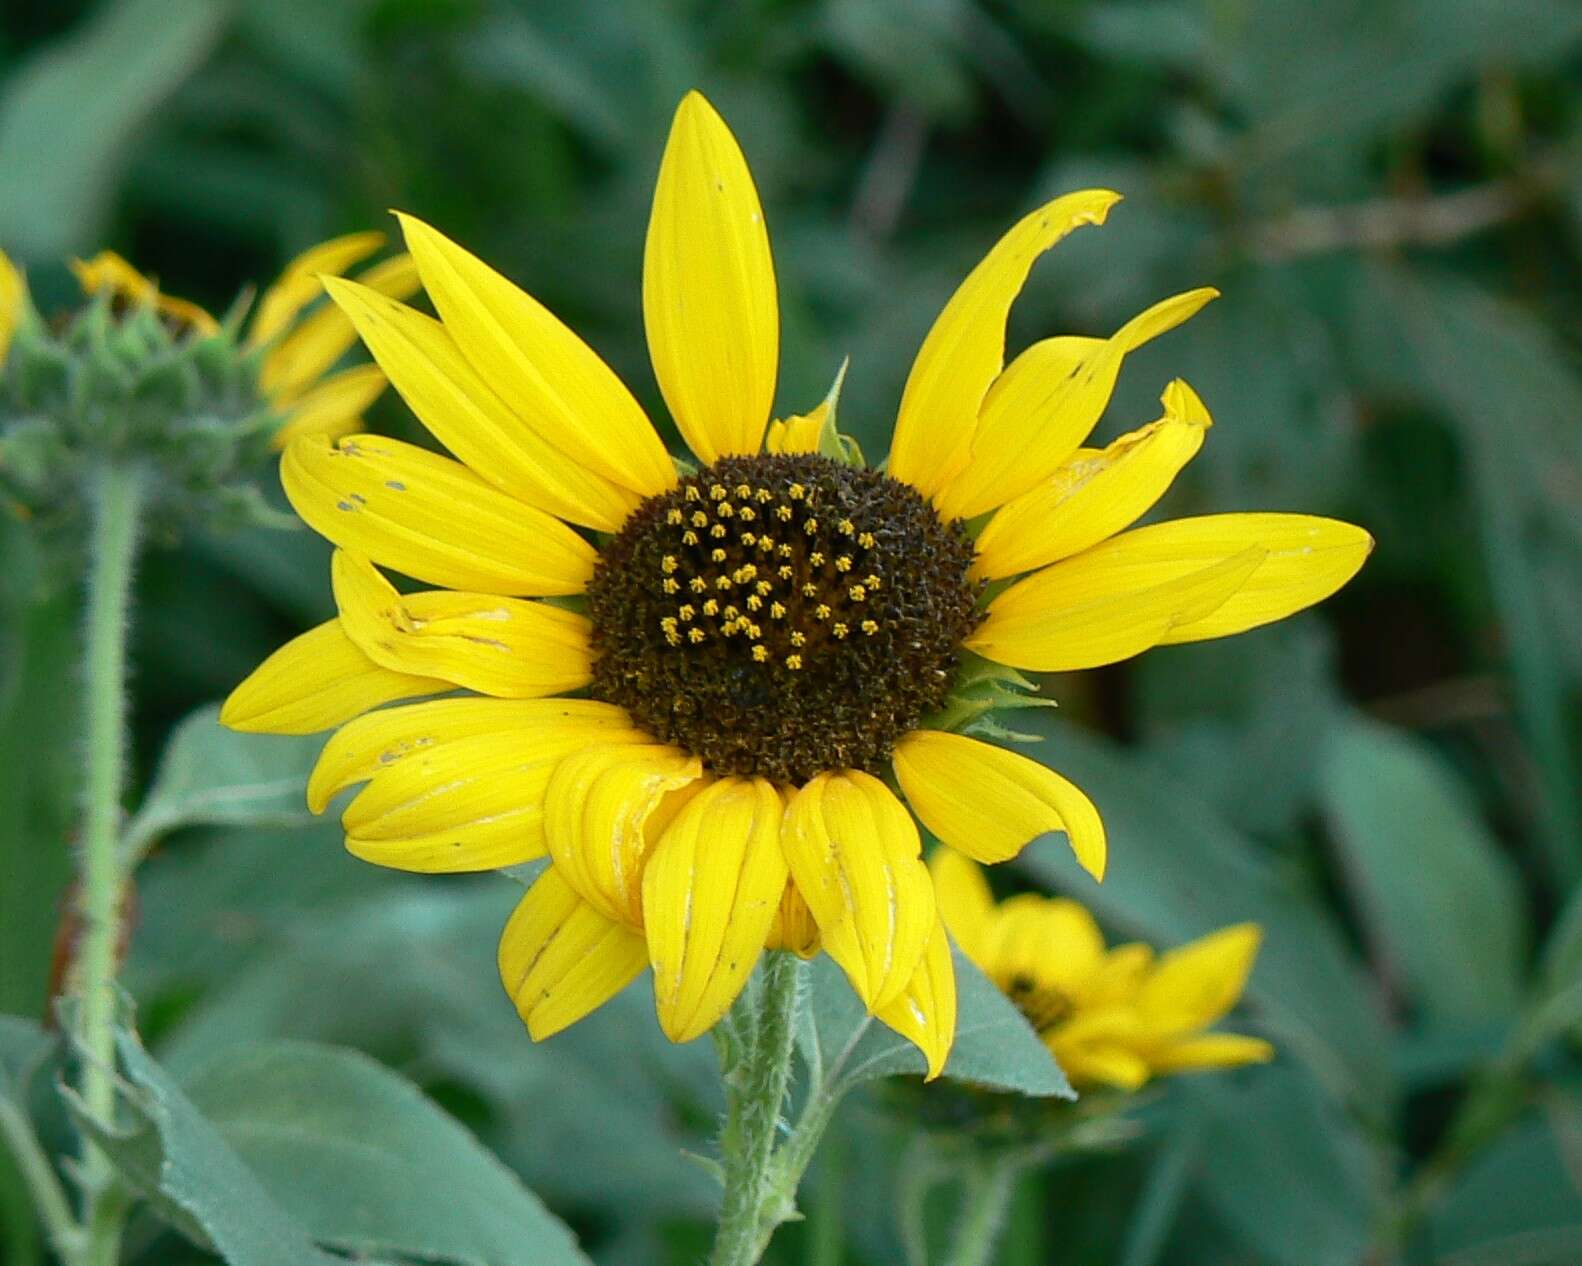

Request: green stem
left=942, top=1155, right=1021, bottom=1266
left=0, top=1098, right=82, bottom=1261
left=711, top=951, right=802, bottom=1266
left=73, top=464, right=144, bottom=1266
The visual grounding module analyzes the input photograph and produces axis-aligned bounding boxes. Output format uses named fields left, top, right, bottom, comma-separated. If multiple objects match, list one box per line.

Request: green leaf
left=1010, top=713, right=1395, bottom=1115
left=0, top=0, right=229, bottom=259
left=179, top=1040, right=592, bottom=1266
left=1320, top=714, right=1526, bottom=1025
left=122, top=703, right=320, bottom=863
left=1185, top=1068, right=1383, bottom=1266
left=66, top=1030, right=340, bottom=1265
left=801, top=946, right=1072, bottom=1098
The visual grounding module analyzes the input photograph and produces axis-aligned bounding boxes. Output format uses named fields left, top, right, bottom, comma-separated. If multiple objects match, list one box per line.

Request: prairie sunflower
left=223, top=91, right=1370, bottom=1076
left=933, top=851, right=1273, bottom=1089
left=59, top=234, right=418, bottom=446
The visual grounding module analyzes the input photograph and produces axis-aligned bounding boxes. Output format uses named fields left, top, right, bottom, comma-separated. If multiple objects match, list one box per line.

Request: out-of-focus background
left=4, top=1, right=1582, bottom=1263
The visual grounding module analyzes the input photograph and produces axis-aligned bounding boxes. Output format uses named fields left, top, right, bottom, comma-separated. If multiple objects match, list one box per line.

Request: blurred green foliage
left=4, top=0, right=1582, bottom=1262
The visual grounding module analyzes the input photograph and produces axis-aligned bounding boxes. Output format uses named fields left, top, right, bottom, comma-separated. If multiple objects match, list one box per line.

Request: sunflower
left=933, top=851, right=1273, bottom=1089
left=58, top=233, right=419, bottom=446
left=222, top=91, right=1370, bottom=1078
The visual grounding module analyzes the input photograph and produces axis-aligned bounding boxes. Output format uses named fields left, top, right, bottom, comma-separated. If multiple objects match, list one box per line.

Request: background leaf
left=1320, top=713, right=1526, bottom=1025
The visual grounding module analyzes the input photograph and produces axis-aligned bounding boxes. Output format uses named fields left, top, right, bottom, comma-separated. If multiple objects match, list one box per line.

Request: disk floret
left=588, top=453, right=982, bottom=781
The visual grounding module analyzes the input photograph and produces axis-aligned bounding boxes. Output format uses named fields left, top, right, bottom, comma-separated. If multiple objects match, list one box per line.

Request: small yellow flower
left=63, top=234, right=419, bottom=446
left=933, top=850, right=1274, bottom=1089
left=222, top=91, right=1369, bottom=1078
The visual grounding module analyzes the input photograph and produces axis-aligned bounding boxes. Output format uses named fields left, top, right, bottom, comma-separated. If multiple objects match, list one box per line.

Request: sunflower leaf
left=803, top=947, right=1072, bottom=1098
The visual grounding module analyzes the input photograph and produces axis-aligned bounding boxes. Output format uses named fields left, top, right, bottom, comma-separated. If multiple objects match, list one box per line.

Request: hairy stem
left=73, top=463, right=144, bottom=1266
left=711, top=951, right=802, bottom=1266
left=942, top=1155, right=1021, bottom=1266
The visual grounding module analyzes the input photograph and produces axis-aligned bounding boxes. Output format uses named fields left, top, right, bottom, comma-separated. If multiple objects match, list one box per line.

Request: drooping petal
left=219, top=618, right=445, bottom=736
left=330, top=550, right=592, bottom=698
left=936, top=288, right=1218, bottom=520
left=967, top=543, right=1265, bottom=672
left=341, top=726, right=643, bottom=872
left=324, top=275, right=642, bottom=530
left=927, top=848, right=997, bottom=966
left=544, top=744, right=704, bottom=926
left=1147, top=1032, right=1274, bottom=1073
left=887, top=190, right=1122, bottom=499
left=248, top=230, right=386, bottom=349
left=973, top=379, right=1212, bottom=579
left=498, top=867, right=649, bottom=1040
left=0, top=249, right=26, bottom=368
left=643, top=91, right=778, bottom=464
left=261, top=253, right=420, bottom=403
left=642, top=777, right=788, bottom=1041
left=281, top=433, right=596, bottom=596
left=272, top=364, right=389, bottom=448
left=397, top=213, right=675, bottom=498
left=781, top=770, right=934, bottom=1011
left=875, top=918, right=957, bottom=1080
left=1136, top=923, right=1262, bottom=1036
left=307, top=696, right=645, bottom=813
left=893, top=730, right=1106, bottom=879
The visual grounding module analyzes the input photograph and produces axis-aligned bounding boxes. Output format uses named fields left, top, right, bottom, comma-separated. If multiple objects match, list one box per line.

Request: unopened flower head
left=935, top=851, right=1274, bottom=1089
left=0, top=235, right=415, bottom=537
left=223, top=91, right=1370, bottom=1077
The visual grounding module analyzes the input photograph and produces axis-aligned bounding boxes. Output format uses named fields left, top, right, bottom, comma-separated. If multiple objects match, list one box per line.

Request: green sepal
left=924, top=650, right=1056, bottom=737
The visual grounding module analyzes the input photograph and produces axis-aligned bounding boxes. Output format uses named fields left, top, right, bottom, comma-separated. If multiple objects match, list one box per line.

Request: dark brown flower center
left=586, top=453, right=982, bottom=783
left=1006, top=973, right=1072, bottom=1034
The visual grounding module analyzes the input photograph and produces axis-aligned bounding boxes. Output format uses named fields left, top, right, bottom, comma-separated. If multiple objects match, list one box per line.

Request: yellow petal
left=342, top=725, right=641, bottom=872
left=1053, top=1041, right=1151, bottom=1091
left=324, top=276, right=641, bottom=531
left=936, top=288, right=1217, bottom=519
left=1147, top=1032, right=1274, bottom=1074
left=764, top=403, right=827, bottom=455
left=219, top=618, right=445, bottom=736
left=281, top=433, right=596, bottom=596
left=765, top=877, right=821, bottom=958
left=642, top=777, right=788, bottom=1041
left=0, top=249, right=25, bottom=368
left=781, top=770, right=934, bottom=1011
left=893, top=730, right=1106, bottom=879
left=985, top=894, right=1106, bottom=999
left=1082, top=943, right=1155, bottom=1008
left=272, top=364, right=388, bottom=449
left=643, top=91, right=778, bottom=464
left=397, top=212, right=675, bottom=498
left=973, top=379, right=1212, bottom=579
left=248, top=230, right=386, bottom=349
left=544, top=744, right=704, bottom=926
left=498, top=867, right=649, bottom=1040
left=967, top=543, right=1265, bottom=672
left=887, top=190, right=1122, bottom=499
left=307, top=696, right=644, bottom=813
left=875, top=918, right=957, bottom=1080
left=261, top=253, right=420, bottom=403
left=330, top=550, right=591, bottom=698
left=1143, top=515, right=1373, bottom=645
left=70, top=251, right=219, bottom=336
left=1136, top=923, right=1262, bottom=1036
left=927, top=848, right=996, bottom=966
